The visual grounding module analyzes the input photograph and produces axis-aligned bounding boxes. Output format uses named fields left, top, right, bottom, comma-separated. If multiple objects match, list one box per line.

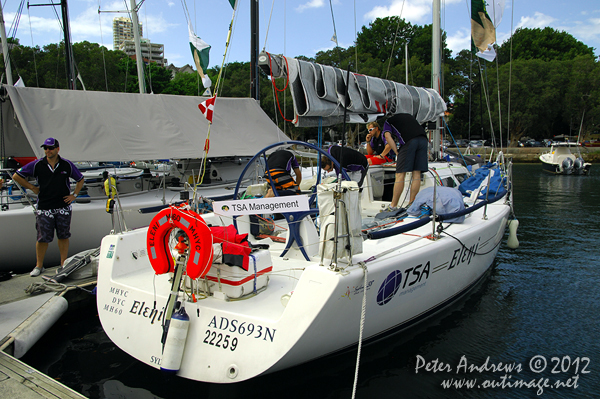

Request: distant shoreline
left=455, top=147, right=600, bottom=163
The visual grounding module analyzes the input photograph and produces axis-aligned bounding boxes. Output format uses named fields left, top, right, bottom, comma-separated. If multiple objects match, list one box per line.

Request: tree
left=497, top=27, right=596, bottom=64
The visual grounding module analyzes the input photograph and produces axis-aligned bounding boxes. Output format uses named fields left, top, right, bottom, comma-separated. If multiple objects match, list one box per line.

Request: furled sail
left=258, top=51, right=446, bottom=127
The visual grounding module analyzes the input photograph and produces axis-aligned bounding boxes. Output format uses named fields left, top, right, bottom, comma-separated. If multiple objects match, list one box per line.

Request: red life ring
left=146, top=206, right=214, bottom=279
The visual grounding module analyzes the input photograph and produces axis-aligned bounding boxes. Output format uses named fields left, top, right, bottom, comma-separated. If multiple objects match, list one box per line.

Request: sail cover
left=258, top=51, right=446, bottom=127
left=1, top=85, right=288, bottom=161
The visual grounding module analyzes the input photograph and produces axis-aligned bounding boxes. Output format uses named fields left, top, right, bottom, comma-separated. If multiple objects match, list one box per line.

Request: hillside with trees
left=2, top=22, right=598, bottom=146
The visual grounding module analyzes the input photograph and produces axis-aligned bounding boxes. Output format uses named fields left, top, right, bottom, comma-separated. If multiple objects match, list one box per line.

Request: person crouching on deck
left=265, top=150, right=302, bottom=197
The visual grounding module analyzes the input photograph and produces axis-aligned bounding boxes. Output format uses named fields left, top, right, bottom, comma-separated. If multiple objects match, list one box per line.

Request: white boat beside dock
left=95, top=140, right=517, bottom=383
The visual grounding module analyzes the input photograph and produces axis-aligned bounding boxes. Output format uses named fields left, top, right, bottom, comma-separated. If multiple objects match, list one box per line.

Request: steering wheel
left=232, top=141, right=351, bottom=256
left=232, top=140, right=350, bottom=203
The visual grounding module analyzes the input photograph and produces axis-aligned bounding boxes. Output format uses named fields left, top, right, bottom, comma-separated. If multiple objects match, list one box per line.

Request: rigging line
left=97, top=0, right=109, bottom=91
left=353, top=0, right=357, bottom=70
left=351, top=262, right=368, bottom=399
left=477, top=58, right=497, bottom=150
left=179, top=0, right=202, bottom=96
left=262, top=0, right=275, bottom=51
left=507, top=0, right=514, bottom=147
left=385, top=2, right=405, bottom=81
left=199, top=5, right=239, bottom=186
left=491, top=0, right=501, bottom=152
left=463, top=0, right=472, bottom=140
left=284, top=0, right=287, bottom=135
left=43, top=0, right=73, bottom=88
left=26, top=6, right=40, bottom=87
left=328, top=0, right=338, bottom=48
left=7, top=0, right=24, bottom=39
left=494, top=52, right=501, bottom=150
left=4, top=1, right=25, bottom=80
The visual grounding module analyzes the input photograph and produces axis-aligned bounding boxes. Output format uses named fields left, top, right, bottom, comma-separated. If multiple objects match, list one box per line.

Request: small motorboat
left=540, top=142, right=591, bottom=175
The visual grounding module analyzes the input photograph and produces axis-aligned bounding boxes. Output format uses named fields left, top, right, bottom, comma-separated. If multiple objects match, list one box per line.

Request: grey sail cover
left=1, top=85, right=288, bottom=161
left=258, top=51, right=447, bottom=127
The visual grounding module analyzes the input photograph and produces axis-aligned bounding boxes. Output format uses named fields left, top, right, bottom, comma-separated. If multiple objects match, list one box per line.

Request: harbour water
left=20, top=164, right=599, bottom=398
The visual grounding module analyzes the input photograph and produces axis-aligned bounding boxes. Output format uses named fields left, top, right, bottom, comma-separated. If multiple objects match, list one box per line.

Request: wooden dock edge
left=0, top=350, right=86, bottom=398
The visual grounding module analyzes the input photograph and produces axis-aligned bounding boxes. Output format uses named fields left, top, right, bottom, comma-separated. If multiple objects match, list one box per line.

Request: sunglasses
left=368, top=127, right=376, bottom=132
left=43, top=146, right=57, bottom=150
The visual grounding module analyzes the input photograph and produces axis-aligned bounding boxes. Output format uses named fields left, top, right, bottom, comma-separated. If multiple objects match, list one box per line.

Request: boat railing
left=1, top=178, right=37, bottom=211
left=368, top=158, right=510, bottom=241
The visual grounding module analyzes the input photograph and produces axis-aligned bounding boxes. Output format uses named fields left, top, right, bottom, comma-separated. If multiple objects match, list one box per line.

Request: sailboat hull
left=96, top=198, right=510, bottom=383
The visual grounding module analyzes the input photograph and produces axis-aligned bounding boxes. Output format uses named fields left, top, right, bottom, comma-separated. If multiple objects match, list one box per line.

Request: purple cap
left=41, top=137, right=60, bottom=148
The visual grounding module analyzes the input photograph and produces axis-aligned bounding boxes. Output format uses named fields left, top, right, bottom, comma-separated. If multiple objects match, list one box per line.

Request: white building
left=112, top=17, right=142, bottom=50
left=120, top=38, right=167, bottom=67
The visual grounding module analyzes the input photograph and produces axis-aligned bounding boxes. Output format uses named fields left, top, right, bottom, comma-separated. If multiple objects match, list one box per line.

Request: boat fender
left=507, top=219, right=519, bottom=249
left=147, top=206, right=214, bottom=279
left=160, top=307, right=190, bottom=374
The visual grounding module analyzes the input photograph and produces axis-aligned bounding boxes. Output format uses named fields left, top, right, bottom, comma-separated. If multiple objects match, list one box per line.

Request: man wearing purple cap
left=12, top=137, right=84, bottom=276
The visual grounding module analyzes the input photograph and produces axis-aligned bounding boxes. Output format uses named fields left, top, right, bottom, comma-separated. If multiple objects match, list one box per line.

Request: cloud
left=296, top=0, right=326, bottom=13
left=365, top=0, right=430, bottom=23
left=446, top=28, right=471, bottom=56
left=566, top=17, right=600, bottom=44
left=365, top=0, right=462, bottom=24
left=515, top=11, right=599, bottom=52
left=516, top=12, right=557, bottom=30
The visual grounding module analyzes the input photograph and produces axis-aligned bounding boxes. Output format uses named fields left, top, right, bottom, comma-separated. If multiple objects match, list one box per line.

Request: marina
left=2, top=163, right=596, bottom=398
left=1, top=0, right=598, bottom=396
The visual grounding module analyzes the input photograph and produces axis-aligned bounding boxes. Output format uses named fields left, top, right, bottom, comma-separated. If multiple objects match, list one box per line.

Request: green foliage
left=497, top=27, right=595, bottom=63
left=162, top=72, right=205, bottom=96
left=1, top=40, right=172, bottom=93
left=2, top=21, right=598, bottom=143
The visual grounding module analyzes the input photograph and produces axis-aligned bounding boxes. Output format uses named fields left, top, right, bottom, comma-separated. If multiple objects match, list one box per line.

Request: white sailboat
left=95, top=142, right=515, bottom=383
left=95, top=0, right=518, bottom=383
left=0, top=87, right=286, bottom=272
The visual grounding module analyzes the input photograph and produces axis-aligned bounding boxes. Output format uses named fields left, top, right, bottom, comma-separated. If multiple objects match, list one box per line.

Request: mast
left=60, top=0, right=76, bottom=89
left=27, top=0, right=76, bottom=89
left=250, top=0, right=259, bottom=100
left=431, top=0, right=442, bottom=158
left=130, top=0, right=145, bottom=94
left=0, top=2, right=13, bottom=85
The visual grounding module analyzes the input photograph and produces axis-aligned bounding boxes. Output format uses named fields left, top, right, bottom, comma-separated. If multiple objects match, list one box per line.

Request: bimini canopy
left=258, top=51, right=447, bottom=127
left=1, top=85, right=288, bottom=161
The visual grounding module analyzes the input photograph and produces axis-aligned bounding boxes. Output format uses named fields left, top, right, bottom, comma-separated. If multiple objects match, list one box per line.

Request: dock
left=0, top=266, right=96, bottom=398
left=0, top=350, right=86, bottom=398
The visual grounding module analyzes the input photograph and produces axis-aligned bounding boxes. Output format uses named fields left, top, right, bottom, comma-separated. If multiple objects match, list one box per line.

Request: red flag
left=198, top=96, right=216, bottom=123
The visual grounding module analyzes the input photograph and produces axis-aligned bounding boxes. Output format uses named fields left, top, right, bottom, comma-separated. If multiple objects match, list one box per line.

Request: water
left=21, top=164, right=600, bottom=398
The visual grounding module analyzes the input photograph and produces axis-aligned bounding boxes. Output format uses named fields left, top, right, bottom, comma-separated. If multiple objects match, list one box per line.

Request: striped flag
left=198, top=96, right=216, bottom=123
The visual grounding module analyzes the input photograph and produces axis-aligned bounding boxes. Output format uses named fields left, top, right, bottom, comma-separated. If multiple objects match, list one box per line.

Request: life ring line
left=146, top=205, right=214, bottom=279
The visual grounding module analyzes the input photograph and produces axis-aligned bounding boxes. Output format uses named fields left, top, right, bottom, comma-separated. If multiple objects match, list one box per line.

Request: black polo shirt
left=16, top=155, right=84, bottom=210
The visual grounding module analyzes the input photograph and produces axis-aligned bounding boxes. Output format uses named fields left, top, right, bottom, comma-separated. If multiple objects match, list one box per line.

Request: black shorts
left=36, top=206, right=72, bottom=242
left=396, top=136, right=429, bottom=173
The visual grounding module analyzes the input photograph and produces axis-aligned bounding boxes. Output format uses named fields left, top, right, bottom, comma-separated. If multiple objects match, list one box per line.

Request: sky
left=2, top=0, right=599, bottom=70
